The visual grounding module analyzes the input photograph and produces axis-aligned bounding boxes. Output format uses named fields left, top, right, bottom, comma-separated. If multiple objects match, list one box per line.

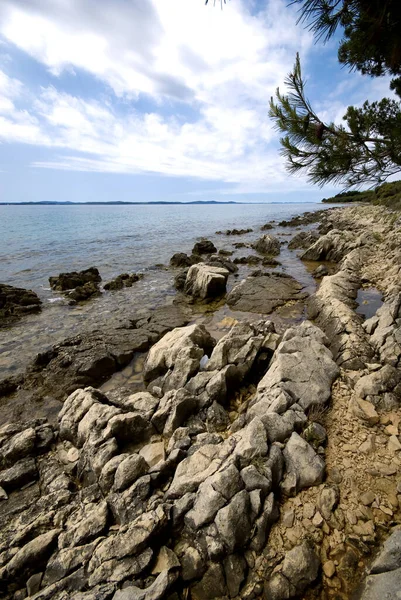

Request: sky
left=0, top=0, right=395, bottom=204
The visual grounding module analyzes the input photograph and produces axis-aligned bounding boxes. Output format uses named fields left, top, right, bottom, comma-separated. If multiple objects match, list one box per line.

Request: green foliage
left=292, top=0, right=401, bottom=96
left=269, top=55, right=401, bottom=187
left=269, top=1, right=401, bottom=188
left=321, top=178, right=401, bottom=209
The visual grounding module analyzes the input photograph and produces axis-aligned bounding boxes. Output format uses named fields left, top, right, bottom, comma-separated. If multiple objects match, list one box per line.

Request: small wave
left=48, top=297, right=64, bottom=303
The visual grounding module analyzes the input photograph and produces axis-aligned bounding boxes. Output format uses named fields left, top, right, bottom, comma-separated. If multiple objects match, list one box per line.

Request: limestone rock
left=282, top=433, right=325, bottom=495
left=227, top=274, right=307, bottom=314
left=184, top=263, right=229, bottom=300
left=252, top=234, right=280, bottom=256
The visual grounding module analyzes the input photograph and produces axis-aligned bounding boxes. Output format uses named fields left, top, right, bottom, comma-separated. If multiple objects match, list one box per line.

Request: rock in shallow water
left=184, top=263, right=229, bottom=301
left=227, top=273, right=307, bottom=314
left=0, top=283, right=42, bottom=326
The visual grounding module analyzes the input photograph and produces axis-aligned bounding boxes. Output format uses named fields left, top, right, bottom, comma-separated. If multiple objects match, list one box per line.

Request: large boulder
left=227, top=273, right=307, bottom=314
left=252, top=234, right=280, bottom=256
left=184, top=264, right=229, bottom=301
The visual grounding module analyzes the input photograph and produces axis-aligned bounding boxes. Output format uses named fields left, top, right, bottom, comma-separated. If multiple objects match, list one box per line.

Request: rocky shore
left=1, top=204, right=401, bottom=600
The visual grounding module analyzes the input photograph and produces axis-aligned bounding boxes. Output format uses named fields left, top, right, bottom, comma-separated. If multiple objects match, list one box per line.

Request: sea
left=0, top=202, right=337, bottom=379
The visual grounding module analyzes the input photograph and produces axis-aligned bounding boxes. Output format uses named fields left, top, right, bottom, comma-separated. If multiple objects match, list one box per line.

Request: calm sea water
left=0, top=202, right=335, bottom=377
left=1, top=203, right=328, bottom=290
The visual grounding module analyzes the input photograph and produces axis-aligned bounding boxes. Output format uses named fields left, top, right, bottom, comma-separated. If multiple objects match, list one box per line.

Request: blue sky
left=0, top=0, right=395, bottom=203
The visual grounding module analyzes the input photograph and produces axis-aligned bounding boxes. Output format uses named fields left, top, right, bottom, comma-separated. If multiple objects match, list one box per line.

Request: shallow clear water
left=0, top=202, right=336, bottom=378
left=356, top=287, right=383, bottom=320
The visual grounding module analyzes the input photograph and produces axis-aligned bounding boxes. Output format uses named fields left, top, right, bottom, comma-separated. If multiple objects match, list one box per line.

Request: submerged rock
left=104, top=273, right=143, bottom=291
left=227, top=273, right=307, bottom=314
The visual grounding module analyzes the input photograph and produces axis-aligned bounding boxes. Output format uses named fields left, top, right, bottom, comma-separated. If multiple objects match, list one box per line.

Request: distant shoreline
left=0, top=200, right=324, bottom=206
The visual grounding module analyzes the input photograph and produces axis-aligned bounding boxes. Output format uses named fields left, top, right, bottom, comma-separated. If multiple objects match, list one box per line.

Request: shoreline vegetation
left=1, top=203, right=401, bottom=599
left=321, top=179, right=401, bottom=208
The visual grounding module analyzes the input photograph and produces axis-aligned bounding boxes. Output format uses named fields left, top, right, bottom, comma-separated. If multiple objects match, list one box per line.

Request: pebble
left=282, top=509, right=295, bottom=528
left=360, top=491, right=376, bottom=506
left=388, top=435, right=401, bottom=452
left=379, top=505, right=393, bottom=516
left=323, top=560, right=336, bottom=578
left=384, top=425, right=399, bottom=436
left=312, top=512, right=324, bottom=528
left=67, top=447, right=80, bottom=462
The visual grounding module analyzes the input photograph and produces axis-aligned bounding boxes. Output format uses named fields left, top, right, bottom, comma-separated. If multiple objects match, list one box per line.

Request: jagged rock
left=354, top=365, right=401, bottom=402
left=264, top=541, right=320, bottom=600
left=282, top=433, right=325, bottom=495
left=67, top=281, right=101, bottom=304
left=58, top=501, right=109, bottom=549
left=166, top=440, right=235, bottom=499
left=215, top=490, right=252, bottom=553
left=170, top=253, right=199, bottom=268
left=88, top=548, right=153, bottom=588
left=233, top=418, right=268, bottom=465
left=359, top=567, right=401, bottom=600
left=104, top=273, right=143, bottom=291
left=317, top=486, right=340, bottom=520
left=49, top=267, right=101, bottom=291
left=252, top=234, right=280, bottom=256
left=139, top=443, right=165, bottom=468
left=151, top=389, right=198, bottom=435
left=151, top=546, right=180, bottom=574
left=143, top=324, right=215, bottom=389
left=0, top=457, right=38, bottom=492
left=192, top=240, right=217, bottom=255
left=206, top=320, right=276, bottom=378
left=89, top=505, right=167, bottom=573
left=250, top=492, right=279, bottom=551
left=224, top=554, right=247, bottom=598
left=301, top=229, right=355, bottom=262
left=191, top=563, right=227, bottom=600
left=350, top=397, right=379, bottom=426
left=206, top=402, right=229, bottom=433
left=207, top=255, right=238, bottom=274
left=288, top=230, right=319, bottom=250
left=312, top=264, right=329, bottom=279
left=252, top=321, right=338, bottom=413
left=240, top=465, right=271, bottom=496
left=0, top=283, right=42, bottom=326
left=112, top=454, right=148, bottom=492
left=227, top=274, right=307, bottom=314
left=185, top=463, right=243, bottom=530
left=4, top=529, right=60, bottom=581
left=43, top=540, right=101, bottom=586
left=370, top=529, right=401, bottom=574
left=308, top=251, right=374, bottom=369
left=184, top=264, right=229, bottom=300
left=113, top=570, right=176, bottom=600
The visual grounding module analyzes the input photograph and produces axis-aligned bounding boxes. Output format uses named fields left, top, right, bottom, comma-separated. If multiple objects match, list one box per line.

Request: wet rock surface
left=0, top=284, right=42, bottom=327
left=49, top=267, right=101, bottom=291
left=227, top=273, right=307, bottom=314
left=104, top=274, right=144, bottom=291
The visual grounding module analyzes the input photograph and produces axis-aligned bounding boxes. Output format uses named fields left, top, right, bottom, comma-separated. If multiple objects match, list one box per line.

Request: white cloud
left=0, top=0, right=320, bottom=193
